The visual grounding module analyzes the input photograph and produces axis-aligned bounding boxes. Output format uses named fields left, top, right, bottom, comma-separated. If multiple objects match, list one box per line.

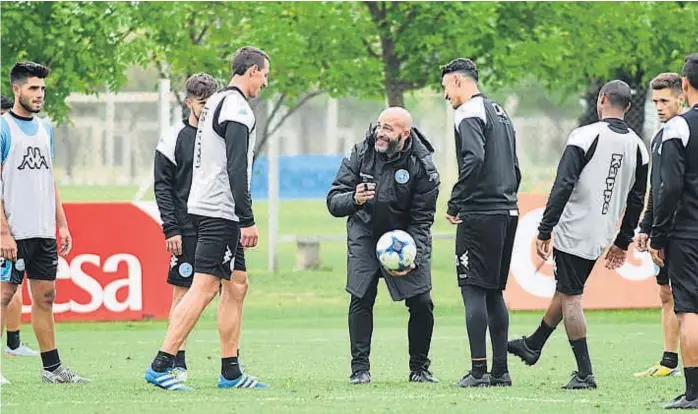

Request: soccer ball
left=376, top=230, right=417, bottom=273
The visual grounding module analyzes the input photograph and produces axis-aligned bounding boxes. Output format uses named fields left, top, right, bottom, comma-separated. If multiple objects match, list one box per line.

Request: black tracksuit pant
left=348, top=272, right=434, bottom=374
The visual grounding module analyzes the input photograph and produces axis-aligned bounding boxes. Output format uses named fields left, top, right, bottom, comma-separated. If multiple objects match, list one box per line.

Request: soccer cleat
left=489, top=372, right=513, bottom=387
left=1, top=373, right=10, bottom=385
left=5, top=343, right=39, bottom=357
left=455, top=372, right=490, bottom=388
left=42, top=365, right=91, bottom=384
left=349, top=371, right=371, bottom=385
left=409, top=370, right=439, bottom=383
left=172, top=367, right=188, bottom=382
left=218, top=372, right=268, bottom=389
left=663, top=394, right=698, bottom=409
left=634, top=363, right=681, bottom=377
left=507, top=337, right=541, bottom=366
left=561, top=372, right=597, bottom=390
left=144, top=366, right=192, bottom=391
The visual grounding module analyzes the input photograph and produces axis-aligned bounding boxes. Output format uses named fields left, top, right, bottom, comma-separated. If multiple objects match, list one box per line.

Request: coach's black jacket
left=327, top=127, right=440, bottom=301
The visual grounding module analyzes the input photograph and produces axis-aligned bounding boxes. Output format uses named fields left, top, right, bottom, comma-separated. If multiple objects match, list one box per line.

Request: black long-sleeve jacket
left=327, top=127, right=440, bottom=301
left=154, top=120, right=197, bottom=238
left=651, top=104, right=698, bottom=249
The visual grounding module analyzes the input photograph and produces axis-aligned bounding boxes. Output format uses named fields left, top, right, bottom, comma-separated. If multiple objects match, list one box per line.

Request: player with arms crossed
left=441, top=58, right=522, bottom=387
left=145, top=46, right=269, bottom=391
left=649, top=54, right=698, bottom=410
left=634, top=73, right=685, bottom=378
left=0, top=62, right=89, bottom=384
left=1, top=94, right=39, bottom=362
left=153, top=73, right=218, bottom=381
left=508, top=80, right=649, bottom=390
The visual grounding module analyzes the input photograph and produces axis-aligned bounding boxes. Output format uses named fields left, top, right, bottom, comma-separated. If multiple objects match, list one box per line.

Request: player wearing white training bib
left=146, top=46, right=270, bottom=392
left=0, top=62, right=89, bottom=385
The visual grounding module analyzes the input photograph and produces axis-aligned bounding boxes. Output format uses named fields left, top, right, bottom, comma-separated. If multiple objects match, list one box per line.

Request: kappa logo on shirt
left=17, top=146, right=49, bottom=170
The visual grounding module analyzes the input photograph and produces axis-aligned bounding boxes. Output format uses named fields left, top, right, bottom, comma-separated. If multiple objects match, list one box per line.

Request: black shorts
left=455, top=211, right=519, bottom=291
left=655, top=262, right=670, bottom=286
left=552, top=248, right=597, bottom=295
left=0, top=238, right=58, bottom=284
left=191, top=215, right=245, bottom=280
left=666, top=238, right=698, bottom=314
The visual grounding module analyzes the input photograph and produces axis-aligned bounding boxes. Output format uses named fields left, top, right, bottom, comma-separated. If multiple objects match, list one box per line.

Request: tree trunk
left=365, top=1, right=405, bottom=107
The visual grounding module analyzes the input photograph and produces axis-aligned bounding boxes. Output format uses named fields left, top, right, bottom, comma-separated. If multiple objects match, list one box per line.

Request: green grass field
left=0, top=186, right=682, bottom=413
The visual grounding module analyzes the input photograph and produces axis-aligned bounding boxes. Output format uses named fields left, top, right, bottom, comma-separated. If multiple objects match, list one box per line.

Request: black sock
left=660, top=351, right=679, bottom=369
left=222, top=356, right=242, bottom=380
left=41, top=349, right=61, bottom=372
left=151, top=351, right=175, bottom=373
left=569, top=338, right=592, bottom=378
left=174, top=350, right=187, bottom=369
left=6, top=330, right=20, bottom=350
left=525, top=320, right=555, bottom=351
left=686, top=367, right=698, bottom=401
left=492, top=358, right=508, bottom=377
left=471, top=359, right=487, bottom=379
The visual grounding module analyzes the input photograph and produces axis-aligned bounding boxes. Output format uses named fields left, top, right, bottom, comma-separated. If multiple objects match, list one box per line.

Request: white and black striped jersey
left=651, top=104, right=698, bottom=248
left=538, top=118, right=649, bottom=260
left=187, top=86, right=256, bottom=226
left=153, top=120, right=197, bottom=238
left=447, top=93, right=521, bottom=216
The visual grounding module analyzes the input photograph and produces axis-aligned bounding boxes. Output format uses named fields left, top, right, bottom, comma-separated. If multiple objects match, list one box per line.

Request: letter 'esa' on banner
left=20, top=203, right=170, bottom=322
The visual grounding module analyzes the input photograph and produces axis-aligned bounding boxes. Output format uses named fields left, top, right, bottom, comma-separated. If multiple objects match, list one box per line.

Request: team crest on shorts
left=15, top=259, right=25, bottom=272
left=179, top=262, right=193, bottom=278
left=395, top=169, right=410, bottom=184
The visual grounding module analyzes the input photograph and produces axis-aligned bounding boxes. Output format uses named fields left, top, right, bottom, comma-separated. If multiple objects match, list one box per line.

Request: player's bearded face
left=16, top=78, right=45, bottom=114
left=249, top=60, right=269, bottom=99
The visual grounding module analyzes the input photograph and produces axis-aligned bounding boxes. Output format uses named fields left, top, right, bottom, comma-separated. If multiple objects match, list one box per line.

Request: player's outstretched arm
left=326, top=144, right=361, bottom=218
left=614, top=147, right=649, bottom=250
left=651, top=118, right=689, bottom=250
left=406, top=162, right=440, bottom=268
left=537, top=139, right=587, bottom=241
left=446, top=117, right=485, bottom=218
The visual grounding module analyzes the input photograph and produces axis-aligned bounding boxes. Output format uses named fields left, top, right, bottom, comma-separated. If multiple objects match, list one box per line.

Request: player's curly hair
left=185, top=73, right=218, bottom=100
left=441, top=58, right=479, bottom=82
left=10, top=61, right=50, bottom=85
left=1, top=95, right=13, bottom=110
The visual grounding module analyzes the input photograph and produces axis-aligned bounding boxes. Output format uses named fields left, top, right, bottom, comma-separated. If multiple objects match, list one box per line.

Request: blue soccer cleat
left=145, top=366, right=193, bottom=391
left=217, top=372, right=268, bottom=389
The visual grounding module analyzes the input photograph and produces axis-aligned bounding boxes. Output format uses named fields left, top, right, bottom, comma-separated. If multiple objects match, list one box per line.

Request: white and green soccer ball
left=376, top=230, right=417, bottom=272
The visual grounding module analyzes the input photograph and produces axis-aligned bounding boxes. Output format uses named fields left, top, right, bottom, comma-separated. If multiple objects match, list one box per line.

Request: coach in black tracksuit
left=327, top=107, right=440, bottom=385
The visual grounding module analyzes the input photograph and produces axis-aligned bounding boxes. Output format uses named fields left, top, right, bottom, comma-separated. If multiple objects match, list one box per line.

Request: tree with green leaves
left=507, top=1, right=698, bottom=137
left=139, top=1, right=378, bottom=157
left=0, top=1, right=147, bottom=124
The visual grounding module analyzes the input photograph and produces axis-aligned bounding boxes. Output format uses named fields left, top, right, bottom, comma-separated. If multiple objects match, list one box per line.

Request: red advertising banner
left=18, top=196, right=660, bottom=322
left=20, top=203, right=171, bottom=322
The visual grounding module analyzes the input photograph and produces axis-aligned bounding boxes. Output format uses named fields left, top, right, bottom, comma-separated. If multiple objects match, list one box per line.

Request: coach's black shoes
left=663, top=394, right=698, bottom=409
left=561, top=372, right=597, bottom=390
left=409, top=370, right=439, bottom=383
left=507, top=337, right=541, bottom=366
left=349, top=371, right=371, bottom=385
left=456, top=372, right=490, bottom=388
left=489, top=372, right=512, bottom=387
